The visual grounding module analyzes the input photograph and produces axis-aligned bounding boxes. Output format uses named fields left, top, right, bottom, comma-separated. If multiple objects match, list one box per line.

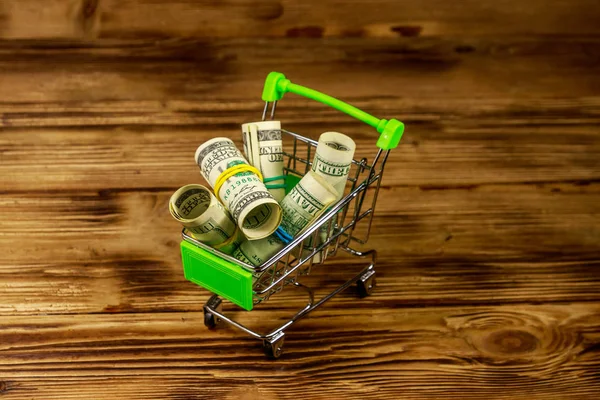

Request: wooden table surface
left=1, top=1, right=599, bottom=399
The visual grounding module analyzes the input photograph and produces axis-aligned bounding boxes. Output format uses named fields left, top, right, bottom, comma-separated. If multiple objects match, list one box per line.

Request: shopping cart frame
left=180, top=72, right=404, bottom=358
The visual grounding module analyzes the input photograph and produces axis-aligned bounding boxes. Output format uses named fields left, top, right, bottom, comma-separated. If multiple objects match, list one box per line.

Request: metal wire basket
left=179, top=72, right=404, bottom=358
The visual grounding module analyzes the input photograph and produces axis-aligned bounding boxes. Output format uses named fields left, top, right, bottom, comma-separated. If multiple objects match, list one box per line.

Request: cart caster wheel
left=357, top=270, right=376, bottom=298
left=203, top=295, right=222, bottom=329
left=263, top=332, right=285, bottom=359
left=204, top=311, right=220, bottom=329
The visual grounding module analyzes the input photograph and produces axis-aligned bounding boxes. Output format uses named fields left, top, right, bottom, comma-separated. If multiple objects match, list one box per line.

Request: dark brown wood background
left=0, top=1, right=599, bottom=399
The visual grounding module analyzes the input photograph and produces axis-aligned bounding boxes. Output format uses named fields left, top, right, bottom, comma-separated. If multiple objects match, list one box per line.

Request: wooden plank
left=0, top=184, right=597, bottom=315
left=0, top=0, right=599, bottom=39
left=1, top=104, right=598, bottom=192
left=0, top=0, right=94, bottom=39
left=0, top=37, right=598, bottom=103
left=0, top=1, right=597, bottom=397
left=1, top=96, right=599, bottom=129
left=0, top=304, right=598, bottom=399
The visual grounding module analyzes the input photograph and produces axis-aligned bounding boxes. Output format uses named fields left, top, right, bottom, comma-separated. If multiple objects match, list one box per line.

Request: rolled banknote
left=195, top=138, right=282, bottom=240
left=241, top=120, right=285, bottom=202
left=308, top=131, right=356, bottom=262
left=169, top=184, right=243, bottom=254
left=232, top=236, right=285, bottom=267
left=233, top=172, right=337, bottom=267
left=311, top=131, right=356, bottom=201
left=279, top=170, right=338, bottom=238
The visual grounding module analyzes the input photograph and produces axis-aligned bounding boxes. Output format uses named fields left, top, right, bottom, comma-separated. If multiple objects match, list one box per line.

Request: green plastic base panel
left=180, top=240, right=254, bottom=310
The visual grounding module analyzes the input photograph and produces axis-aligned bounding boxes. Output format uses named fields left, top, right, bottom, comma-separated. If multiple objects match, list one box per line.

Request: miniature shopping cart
left=179, top=71, right=404, bottom=358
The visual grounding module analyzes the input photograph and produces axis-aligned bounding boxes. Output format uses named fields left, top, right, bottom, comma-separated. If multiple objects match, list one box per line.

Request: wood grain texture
left=0, top=37, right=599, bottom=103
left=0, top=304, right=598, bottom=399
left=0, top=182, right=598, bottom=315
left=0, top=0, right=599, bottom=39
left=1, top=100, right=598, bottom=191
left=0, top=0, right=599, bottom=398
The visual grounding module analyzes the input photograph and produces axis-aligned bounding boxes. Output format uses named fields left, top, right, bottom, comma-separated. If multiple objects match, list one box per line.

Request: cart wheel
left=203, top=295, right=222, bottom=329
left=357, top=270, right=376, bottom=298
left=263, top=332, right=285, bottom=359
left=204, top=311, right=220, bottom=329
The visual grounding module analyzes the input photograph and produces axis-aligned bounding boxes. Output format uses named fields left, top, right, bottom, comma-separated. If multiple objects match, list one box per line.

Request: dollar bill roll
left=169, top=184, right=243, bottom=254
left=233, top=172, right=337, bottom=267
left=232, top=236, right=285, bottom=267
left=241, top=120, right=285, bottom=202
left=312, top=131, right=356, bottom=201
left=279, top=170, right=338, bottom=238
left=195, top=138, right=282, bottom=240
left=308, top=131, right=356, bottom=262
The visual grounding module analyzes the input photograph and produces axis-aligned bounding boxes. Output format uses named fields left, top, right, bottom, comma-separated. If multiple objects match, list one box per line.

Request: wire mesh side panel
left=249, top=130, right=389, bottom=304
left=252, top=250, right=296, bottom=303
left=280, top=129, right=389, bottom=251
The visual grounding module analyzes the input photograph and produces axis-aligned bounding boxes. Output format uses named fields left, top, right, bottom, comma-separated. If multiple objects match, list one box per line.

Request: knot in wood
left=484, top=329, right=538, bottom=355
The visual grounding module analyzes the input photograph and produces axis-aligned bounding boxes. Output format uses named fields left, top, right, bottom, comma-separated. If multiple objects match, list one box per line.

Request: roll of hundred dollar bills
left=195, top=138, right=282, bottom=240
left=169, top=184, right=243, bottom=254
left=279, top=170, right=338, bottom=238
left=241, top=120, right=285, bottom=202
left=232, top=172, right=337, bottom=267
left=312, top=131, right=356, bottom=201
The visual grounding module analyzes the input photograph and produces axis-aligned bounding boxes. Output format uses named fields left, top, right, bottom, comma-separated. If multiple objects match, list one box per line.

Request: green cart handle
left=261, top=71, right=404, bottom=150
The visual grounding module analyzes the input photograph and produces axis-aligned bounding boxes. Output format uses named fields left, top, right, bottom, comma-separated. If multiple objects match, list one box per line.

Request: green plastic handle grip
left=261, top=71, right=404, bottom=150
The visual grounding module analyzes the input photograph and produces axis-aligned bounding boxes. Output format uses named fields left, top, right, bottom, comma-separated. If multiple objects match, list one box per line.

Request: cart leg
left=357, top=269, right=376, bottom=298
left=203, top=295, right=222, bottom=329
left=263, top=331, right=285, bottom=359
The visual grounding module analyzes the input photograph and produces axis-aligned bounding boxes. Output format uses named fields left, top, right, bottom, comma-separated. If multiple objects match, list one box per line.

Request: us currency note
left=232, top=172, right=337, bottom=267
left=311, top=131, right=356, bottom=201
left=279, top=170, right=338, bottom=237
left=195, top=138, right=282, bottom=240
left=169, top=184, right=243, bottom=254
left=232, top=236, right=285, bottom=267
left=241, top=120, right=285, bottom=202
left=307, top=131, right=356, bottom=261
